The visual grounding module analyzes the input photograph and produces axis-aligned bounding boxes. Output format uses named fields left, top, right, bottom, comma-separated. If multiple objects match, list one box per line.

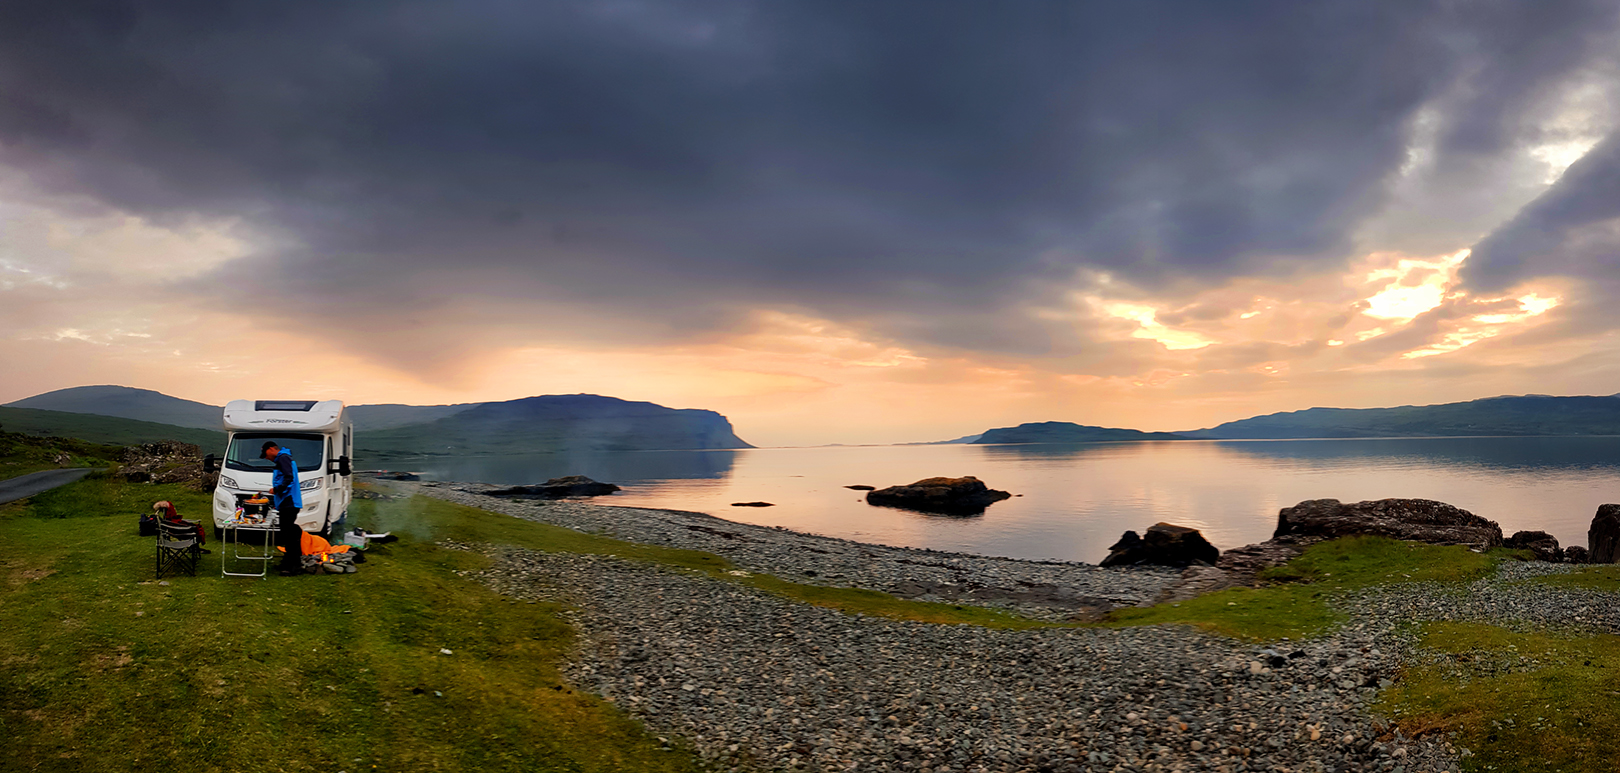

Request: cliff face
left=358, top=394, right=753, bottom=456
left=973, top=421, right=1187, bottom=444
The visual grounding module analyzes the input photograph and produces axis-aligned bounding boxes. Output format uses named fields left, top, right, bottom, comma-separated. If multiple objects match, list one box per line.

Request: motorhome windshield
left=225, top=433, right=325, bottom=473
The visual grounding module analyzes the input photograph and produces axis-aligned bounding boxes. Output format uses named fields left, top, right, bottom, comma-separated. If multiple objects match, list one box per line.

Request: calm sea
left=380, top=437, right=1620, bottom=564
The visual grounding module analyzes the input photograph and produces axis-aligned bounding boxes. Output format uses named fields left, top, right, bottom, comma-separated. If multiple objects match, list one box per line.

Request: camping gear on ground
left=155, top=519, right=202, bottom=578
left=351, top=528, right=397, bottom=543
left=151, top=500, right=208, bottom=546
left=277, top=531, right=360, bottom=574
left=221, top=493, right=277, bottom=579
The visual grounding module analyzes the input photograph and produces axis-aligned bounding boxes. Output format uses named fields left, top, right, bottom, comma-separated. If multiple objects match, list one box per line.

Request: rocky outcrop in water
left=486, top=475, right=621, bottom=498
left=1099, top=523, right=1220, bottom=568
left=1274, top=498, right=1503, bottom=550
left=864, top=476, right=1011, bottom=515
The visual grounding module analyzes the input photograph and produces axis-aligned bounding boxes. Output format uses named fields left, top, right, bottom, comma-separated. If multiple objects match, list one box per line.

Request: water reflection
left=1210, top=436, right=1620, bottom=473
left=371, top=439, right=1620, bottom=565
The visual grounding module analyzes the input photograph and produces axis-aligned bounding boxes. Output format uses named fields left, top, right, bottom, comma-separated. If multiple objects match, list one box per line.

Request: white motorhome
left=204, top=399, right=354, bottom=538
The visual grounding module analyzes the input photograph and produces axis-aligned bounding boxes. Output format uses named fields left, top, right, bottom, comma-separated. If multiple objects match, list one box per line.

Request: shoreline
left=401, top=480, right=1616, bottom=772
left=408, top=482, right=1471, bottom=772
left=419, top=481, right=1186, bottom=620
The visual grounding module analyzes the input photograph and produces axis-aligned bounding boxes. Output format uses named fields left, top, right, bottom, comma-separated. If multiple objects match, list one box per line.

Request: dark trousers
left=276, top=501, right=303, bottom=571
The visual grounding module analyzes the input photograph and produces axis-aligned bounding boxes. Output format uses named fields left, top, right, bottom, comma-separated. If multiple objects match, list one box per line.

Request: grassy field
left=0, top=430, right=121, bottom=482
left=0, top=475, right=712, bottom=773
left=0, top=474, right=1054, bottom=773
left=1103, top=536, right=1504, bottom=640
left=1378, top=621, right=1620, bottom=772
left=9, top=472, right=1620, bottom=772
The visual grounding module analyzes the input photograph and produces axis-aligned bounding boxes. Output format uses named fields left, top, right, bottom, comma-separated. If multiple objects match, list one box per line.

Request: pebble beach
left=412, top=483, right=1613, bottom=773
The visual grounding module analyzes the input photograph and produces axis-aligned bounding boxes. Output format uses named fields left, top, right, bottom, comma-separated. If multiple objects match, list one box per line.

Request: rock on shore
left=1099, top=523, right=1219, bottom=568
left=1275, top=498, right=1503, bottom=550
left=1590, top=504, right=1620, bottom=563
left=1504, top=530, right=1562, bottom=562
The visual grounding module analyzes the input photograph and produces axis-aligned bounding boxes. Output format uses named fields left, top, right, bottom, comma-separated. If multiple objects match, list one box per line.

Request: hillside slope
left=358, top=394, right=753, bottom=457
left=6, top=385, right=221, bottom=429
left=0, top=407, right=226, bottom=450
left=7, top=386, right=482, bottom=431
left=1186, top=395, right=1620, bottom=438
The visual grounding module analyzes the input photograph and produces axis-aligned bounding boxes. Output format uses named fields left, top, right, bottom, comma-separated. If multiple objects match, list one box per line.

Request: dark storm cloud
left=3, top=0, right=1618, bottom=367
left=1463, top=129, right=1620, bottom=291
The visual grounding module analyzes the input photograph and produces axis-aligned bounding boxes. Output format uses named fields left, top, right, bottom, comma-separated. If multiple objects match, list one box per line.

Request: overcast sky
left=4, top=0, right=1620, bottom=445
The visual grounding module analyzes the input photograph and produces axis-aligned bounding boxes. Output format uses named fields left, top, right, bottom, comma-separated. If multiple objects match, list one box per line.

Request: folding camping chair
left=156, top=518, right=202, bottom=578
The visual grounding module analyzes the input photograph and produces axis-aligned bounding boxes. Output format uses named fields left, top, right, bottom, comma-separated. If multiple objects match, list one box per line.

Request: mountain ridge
left=6, top=386, right=753, bottom=457
left=1182, top=394, right=1620, bottom=439
left=5, top=386, right=483, bottom=431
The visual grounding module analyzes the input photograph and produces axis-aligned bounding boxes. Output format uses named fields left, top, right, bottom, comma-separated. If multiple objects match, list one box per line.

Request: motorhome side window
left=224, top=433, right=326, bottom=472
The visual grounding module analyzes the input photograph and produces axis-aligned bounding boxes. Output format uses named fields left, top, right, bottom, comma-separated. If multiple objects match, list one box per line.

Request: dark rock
left=1504, top=530, right=1562, bottom=562
left=844, top=485, right=876, bottom=491
left=486, top=475, right=621, bottom=498
left=118, top=440, right=210, bottom=489
left=1274, top=498, right=1503, bottom=549
left=864, top=476, right=1011, bottom=515
left=1216, top=534, right=1325, bottom=582
left=1100, top=523, right=1219, bottom=568
left=388, top=472, right=421, bottom=481
left=1565, top=545, right=1590, bottom=564
left=730, top=501, right=775, bottom=507
left=1590, top=504, right=1620, bottom=563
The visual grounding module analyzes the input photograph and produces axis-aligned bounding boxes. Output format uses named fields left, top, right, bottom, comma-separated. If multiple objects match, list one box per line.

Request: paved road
left=0, top=468, right=94, bottom=505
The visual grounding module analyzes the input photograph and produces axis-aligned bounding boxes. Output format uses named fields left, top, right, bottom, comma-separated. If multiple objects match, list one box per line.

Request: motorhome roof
left=223, top=399, right=347, bottom=432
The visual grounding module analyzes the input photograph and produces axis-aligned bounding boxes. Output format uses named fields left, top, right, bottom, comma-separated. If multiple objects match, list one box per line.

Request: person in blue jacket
left=261, top=441, right=305, bottom=576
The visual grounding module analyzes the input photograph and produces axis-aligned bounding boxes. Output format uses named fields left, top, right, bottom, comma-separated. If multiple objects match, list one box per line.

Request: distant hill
left=346, top=403, right=482, bottom=430
left=5, top=387, right=751, bottom=457
left=0, top=407, right=227, bottom=450
left=1185, top=394, right=1620, bottom=439
left=6, top=386, right=480, bottom=431
left=358, top=394, right=754, bottom=457
left=901, top=433, right=984, bottom=446
left=973, top=422, right=1188, bottom=444
left=6, top=385, right=221, bottom=429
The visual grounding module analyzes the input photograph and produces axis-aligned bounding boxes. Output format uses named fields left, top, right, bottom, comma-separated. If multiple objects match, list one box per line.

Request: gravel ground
left=411, top=485, right=1616, bottom=773
left=426, top=483, right=1183, bottom=619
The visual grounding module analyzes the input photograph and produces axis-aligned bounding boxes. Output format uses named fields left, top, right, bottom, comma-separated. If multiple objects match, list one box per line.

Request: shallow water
left=381, top=436, right=1620, bottom=563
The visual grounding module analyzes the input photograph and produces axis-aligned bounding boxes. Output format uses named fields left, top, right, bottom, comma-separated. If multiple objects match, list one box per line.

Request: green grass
left=0, top=430, right=121, bottom=482
left=0, top=406, right=226, bottom=452
left=0, top=475, right=1058, bottom=771
left=0, top=477, right=712, bottom=773
left=1103, top=536, right=1506, bottom=641
left=365, top=493, right=1054, bottom=629
left=1377, top=621, right=1620, bottom=772
left=1530, top=564, right=1620, bottom=592
left=1104, top=583, right=1344, bottom=641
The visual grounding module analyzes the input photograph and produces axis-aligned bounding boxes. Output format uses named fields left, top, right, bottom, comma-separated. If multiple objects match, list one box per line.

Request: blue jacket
left=270, top=448, right=303, bottom=509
